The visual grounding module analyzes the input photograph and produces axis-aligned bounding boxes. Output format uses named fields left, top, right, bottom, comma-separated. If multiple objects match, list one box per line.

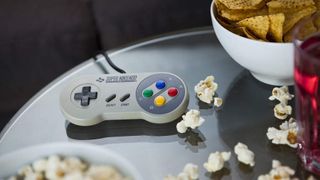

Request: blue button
left=155, top=80, right=166, bottom=89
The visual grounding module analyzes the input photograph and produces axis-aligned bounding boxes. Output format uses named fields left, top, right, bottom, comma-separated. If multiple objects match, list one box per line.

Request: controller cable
left=94, top=51, right=126, bottom=74
left=102, top=52, right=126, bottom=73
left=102, top=52, right=126, bottom=74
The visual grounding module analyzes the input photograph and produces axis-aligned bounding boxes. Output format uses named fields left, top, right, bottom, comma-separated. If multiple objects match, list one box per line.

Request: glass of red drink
left=294, top=12, right=320, bottom=175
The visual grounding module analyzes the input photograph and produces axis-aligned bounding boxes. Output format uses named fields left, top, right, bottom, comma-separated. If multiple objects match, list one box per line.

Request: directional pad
left=74, top=86, right=98, bottom=106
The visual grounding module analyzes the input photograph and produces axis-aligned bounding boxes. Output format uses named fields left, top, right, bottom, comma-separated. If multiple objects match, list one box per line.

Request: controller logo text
left=105, top=75, right=137, bottom=83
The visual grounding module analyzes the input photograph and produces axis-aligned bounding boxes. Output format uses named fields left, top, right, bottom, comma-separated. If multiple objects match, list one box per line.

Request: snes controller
left=60, top=72, right=189, bottom=126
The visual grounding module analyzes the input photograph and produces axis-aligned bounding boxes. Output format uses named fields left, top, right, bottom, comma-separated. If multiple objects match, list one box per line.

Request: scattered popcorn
left=194, top=75, right=218, bottom=104
left=183, top=163, right=199, bottom=179
left=267, top=118, right=298, bottom=148
left=183, top=110, right=205, bottom=129
left=164, top=163, right=199, bottom=180
left=176, top=110, right=205, bottom=133
left=258, top=160, right=295, bottom=180
left=9, top=155, right=127, bottom=180
left=234, top=142, right=255, bottom=167
left=203, top=151, right=231, bottom=173
left=176, top=121, right=188, bottom=134
left=269, top=86, right=294, bottom=120
left=213, top=97, right=223, bottom=107
left=273, top=103, right=292, bottom=120
left=279, top=118, right=297, bottom=131
left=269, top=86, right=294, bottom=105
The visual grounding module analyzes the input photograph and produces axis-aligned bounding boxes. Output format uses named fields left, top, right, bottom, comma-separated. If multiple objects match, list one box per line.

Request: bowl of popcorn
left=210, top=0, right=319, bottom=86
left=0, top=142, right=143, bottom=180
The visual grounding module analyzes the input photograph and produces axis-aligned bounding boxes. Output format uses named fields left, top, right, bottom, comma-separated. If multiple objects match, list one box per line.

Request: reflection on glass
left=205, top=167, right=230, bottom=180
left=178, top=129, right=207, bottom=153
left=66, top=119, right=180, bottom=140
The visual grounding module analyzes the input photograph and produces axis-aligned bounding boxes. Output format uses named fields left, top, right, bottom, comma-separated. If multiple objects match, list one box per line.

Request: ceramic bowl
left=210, top=1, right=294, bottom=86
left=0, top=142, right=143, bottom=179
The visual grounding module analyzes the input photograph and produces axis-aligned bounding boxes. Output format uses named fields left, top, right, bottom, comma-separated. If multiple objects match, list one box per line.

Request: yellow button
left=154, top=96, right=166, bottom=107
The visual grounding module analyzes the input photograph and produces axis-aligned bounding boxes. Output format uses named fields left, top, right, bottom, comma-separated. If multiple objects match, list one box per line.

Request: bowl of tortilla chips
left=210, top=0, right=319, bottom=85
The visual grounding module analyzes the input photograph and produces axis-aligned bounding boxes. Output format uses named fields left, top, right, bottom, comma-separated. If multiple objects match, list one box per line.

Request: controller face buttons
left=155, top=80, right=166, bottom=89
left=154, top=96, right=166, bottom=106
left=168, top=87, right=178, bottom=97
left=143, top=89, right=153, bottom=98
left=73, top=86, right=98, bottom=106
left=136, top=74, right=186, bottom=114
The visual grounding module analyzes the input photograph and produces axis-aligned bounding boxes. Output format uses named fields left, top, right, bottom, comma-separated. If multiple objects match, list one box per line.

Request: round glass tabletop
left=0, top=27, right=312, bottom=179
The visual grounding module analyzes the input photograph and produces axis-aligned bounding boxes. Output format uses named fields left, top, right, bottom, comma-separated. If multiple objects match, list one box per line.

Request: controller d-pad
left=74, top=86, right=98, bottom=106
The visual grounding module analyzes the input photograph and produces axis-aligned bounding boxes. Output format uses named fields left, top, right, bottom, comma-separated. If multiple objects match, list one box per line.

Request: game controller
left=60, top=72, right=189, bottom=126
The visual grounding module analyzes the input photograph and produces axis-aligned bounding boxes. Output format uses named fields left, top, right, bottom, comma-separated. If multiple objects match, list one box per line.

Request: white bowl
left=210, top=1, right=294, bottom=86
left=0, top=142, right=143, bottom=180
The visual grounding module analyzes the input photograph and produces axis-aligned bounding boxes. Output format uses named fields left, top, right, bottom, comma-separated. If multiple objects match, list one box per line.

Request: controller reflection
left=66, top=119, right=180, bottom=140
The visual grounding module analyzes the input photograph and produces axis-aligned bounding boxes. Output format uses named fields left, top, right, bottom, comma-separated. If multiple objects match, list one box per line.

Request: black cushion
left=91, top=0, right=211, bottom=48
left=0, top=0, right=100, bottom=130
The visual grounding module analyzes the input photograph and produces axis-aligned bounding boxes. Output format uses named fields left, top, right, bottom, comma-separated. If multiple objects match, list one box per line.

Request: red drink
left=294, top=34, right=320, bottom=174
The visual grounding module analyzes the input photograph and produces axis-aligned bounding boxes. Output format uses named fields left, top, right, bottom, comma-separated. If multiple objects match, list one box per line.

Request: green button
left=143, top=89, right=153, bottom=98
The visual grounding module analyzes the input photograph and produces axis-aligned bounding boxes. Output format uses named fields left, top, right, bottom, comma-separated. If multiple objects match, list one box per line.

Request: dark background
left=0, top=0, right=212, bottom=131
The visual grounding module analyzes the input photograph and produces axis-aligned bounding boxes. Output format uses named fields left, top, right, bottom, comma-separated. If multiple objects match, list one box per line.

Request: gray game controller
left=60, top=72, right=189, bottom=126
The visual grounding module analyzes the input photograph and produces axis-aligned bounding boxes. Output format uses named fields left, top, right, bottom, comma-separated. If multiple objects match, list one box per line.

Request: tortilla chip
left=268, top=5, right=311, bottom=14
left=215, top=0, right=268, bottom=21
left=269, top=13, right=285, bottom=42
left=214, top=0, right=319, bottom=42
left=215, top=12, right=235, bottom=29
left=218, top=0, right=265, bottom=10
left=239, top=27, right=260, bottom=40
left=267, top=0, right=315, bottom=9
left=237, top=15, right=270, bottom=40
left=299, top=20, right=317, bottom=38
left=215, top=11, right=246, bottom=35
left=284, top=16, right=318, bottom=42
left=283, top=29, right=293, bottom=42
left=283, top=6, right=317, bottom=34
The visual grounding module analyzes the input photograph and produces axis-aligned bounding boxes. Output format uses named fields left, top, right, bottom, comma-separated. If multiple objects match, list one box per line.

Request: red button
left=168, top=87, right=178, bottom=97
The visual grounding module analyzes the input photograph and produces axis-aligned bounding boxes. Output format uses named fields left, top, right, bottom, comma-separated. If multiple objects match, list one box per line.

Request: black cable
left=101, top=52, right=126, bottom=74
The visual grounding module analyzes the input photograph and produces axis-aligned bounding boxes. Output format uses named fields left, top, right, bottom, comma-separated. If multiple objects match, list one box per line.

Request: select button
left=105, top=94, right=116, bottom=102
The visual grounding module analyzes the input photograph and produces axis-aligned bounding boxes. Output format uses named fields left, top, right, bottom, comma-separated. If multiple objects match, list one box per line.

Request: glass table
left=0, top=27, right=311, bottom=179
